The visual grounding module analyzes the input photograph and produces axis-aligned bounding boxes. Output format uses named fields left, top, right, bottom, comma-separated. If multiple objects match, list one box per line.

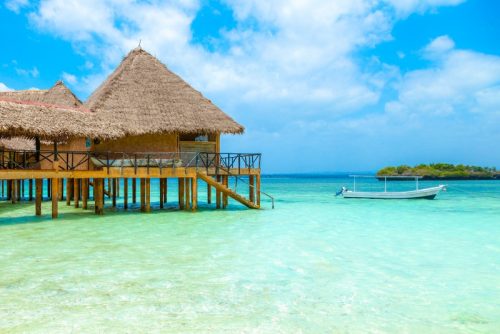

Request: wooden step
left=197, top=172, right=260, bottom=209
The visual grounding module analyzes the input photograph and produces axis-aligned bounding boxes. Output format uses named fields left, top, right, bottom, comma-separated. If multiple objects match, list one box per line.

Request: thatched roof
left=0, top=99, right=122, bottom=141
left=0, top=81, right=82, bottom=107
left=0, top=137, right=34, bottom=151
left=85, top=48, right=244, bottom=135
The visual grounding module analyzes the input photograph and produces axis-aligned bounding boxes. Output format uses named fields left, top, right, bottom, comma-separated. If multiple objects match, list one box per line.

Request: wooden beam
left=184, top=177, right=190, bottom=210
left=51, top=178, right=58, bottom=219
left=192, top=176, right=197, bottom=211
left=82, top=179, right=88, bottom=210
left=123, top=178, right=128, bottom=210
left=159, top=178, right=164, bottom=209
left=74, top=178, right=80, bottom=208
left=29, top=179, right=33, bottom=201
left=132, top=178, right=137, bottom=204
left=223, top=175, right=228, bottom=208
left=58, top=178, right=63, bottom=201
left=178, top=177, right=185, bottom=210
left=145, top=178, right=151, bottom=213
left=164, top=178, right=168, bottom=204
left=11, top=179, right=17, bottom=204
left=66, top=178, right=72, bottom=206
left=35, top=179, right=42, bottom=216
left=207, top=179, right=212, bottom=204
left=249, top=175, right=255, bottom=203
left=140, top=178, right=145, bottom=212
left=94, top=178, right=104, bottom=215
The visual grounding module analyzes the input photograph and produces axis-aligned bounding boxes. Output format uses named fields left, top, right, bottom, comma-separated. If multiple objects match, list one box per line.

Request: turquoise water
left=0, top=177, right=499, bottom=333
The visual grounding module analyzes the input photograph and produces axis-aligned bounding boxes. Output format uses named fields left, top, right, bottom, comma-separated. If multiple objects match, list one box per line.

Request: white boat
left=338, top=175, right=446, bottom=199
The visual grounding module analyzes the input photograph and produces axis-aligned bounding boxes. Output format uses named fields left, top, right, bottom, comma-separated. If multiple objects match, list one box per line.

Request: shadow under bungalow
left=0, top=48, right=271, bottom=219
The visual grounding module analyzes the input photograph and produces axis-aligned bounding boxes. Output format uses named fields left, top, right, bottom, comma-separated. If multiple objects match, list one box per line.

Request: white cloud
left=0, top=82, right=14, bottom=92
left=5, top=0, right=29, bottom=13
left=15, top=66, right=39, bottom=78
left=61, top=72, right=78, bottom=85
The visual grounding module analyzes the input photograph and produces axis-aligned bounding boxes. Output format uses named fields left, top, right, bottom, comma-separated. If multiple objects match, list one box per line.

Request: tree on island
left=377, top=163, right=498, bottom=180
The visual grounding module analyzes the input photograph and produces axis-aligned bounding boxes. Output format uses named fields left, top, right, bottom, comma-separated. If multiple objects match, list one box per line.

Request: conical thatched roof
left=0, top=81, right=82, bottom=107
left=85, top=48, right=244, bottom=135
left=0, top=99, right=122, bottom=141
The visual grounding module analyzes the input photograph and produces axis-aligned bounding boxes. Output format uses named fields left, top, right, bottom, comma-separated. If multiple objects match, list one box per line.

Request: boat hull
left=342, top=185, right=445, bottom=199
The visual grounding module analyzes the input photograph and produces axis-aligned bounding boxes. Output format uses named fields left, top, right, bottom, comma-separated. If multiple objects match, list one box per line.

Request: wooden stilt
left=185, top=178, right=190, bottom=210
left=107, top=178, right=111, bottom=198
left=74, top=178, right=80, bottom=208
left=207, top=180, right=212, bottom=204
left=112, top=178, right=117, bottom=207
left=223, top=175, right=228, bottom=208
left=17, top=179, right=21, bottom=201
left=145, top=178, right=151, bottom=213
left=192, top=177, right=198, bottom=211
left=21, top=179, right=25, bottom=200
left=29, top=179, right=33, bottom=201
left=51, top=178, right=58, bottom=219
left=116, top=178, right=120, bottom=198
left=59, top=179, right=64, bottom=201
left=216, top=175, right=221, bottom=209
left=159, top=178, right=164, bottom=209
left=123, top=178, right=128, bottom=210
left=11, top=179, right=17, bottom=204
left=249, top=175, right=255, bottom=203
left=7, top=180, right=12, bottom=201
left=178, top=177, right=185, bottom=210
left=66, top=178, right=71, bottom=205
left=132, top=178, right=137, bottom=203
left=140, top=178, right=145, bottom=212
left=164, top=178, right=168, bottom=203
left=256, top=174, right=261, bottom=207
left=35, top=179, right=42, bottom=216
left=1, top=180, right=4, bottom=200
left=47, top=178, right=51, bottom=200
left=94, top=178, right=104, bottom=215
left=82, top=179, right=88, bottom=210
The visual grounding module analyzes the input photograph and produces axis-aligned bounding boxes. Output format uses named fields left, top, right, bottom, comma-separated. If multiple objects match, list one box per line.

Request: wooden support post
left=164, top=178, right=168, bottom=204
left=51, top=178, right=58, bottom=219
left=184, top=178, right=190, bottom=210
left=116, top=178, right=120, bottom=198
left=249, top=175, right=255, bottom=203
left=47, top=178, right=51, bottom=200
left=132, top=178, right=137, bottom=204
left=21, top=179, right=25, bottom=200
left=112, top=178, right=117, bottom=207
left=17, top=180, right=21, bottom=201
left=35, top=179, right=42, bottom=216
left=7, top=180, right=12, bottom=201
left=140, top=178, right=145, bottom=212
left=123, top=178, right=128, bottom=210
left=82, top=179, right=88, bottom=210
left=74, top=178, right=80, bottom=208
left=11, top=179, right=17, bottom=204
left=207, top=180, right=212, bottom=204
left=178, top=178, right=185, bottom=210
left=1, top=180, right=4, bottom=200
left=256, top=174, right=261, bottom=207
left=192, top=176, right=198, bottom=211
left=159, top=178, right=164, bottom=209
left=216, top=175, right=221, bottom=209
left=59, top=178, right=64, bottom=201
left=145, top=178, right=151, bottom=213
left=107, top=178, right=111, bottom=198
left=29, top=179, right=33, bottom=201
left=94, top=178, right=104, bottom=215
left=223, top=175, right=228, bottom=208
left=66, top=178, right=72, bottom=206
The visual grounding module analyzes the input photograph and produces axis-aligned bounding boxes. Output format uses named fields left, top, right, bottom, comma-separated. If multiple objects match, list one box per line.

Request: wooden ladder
left=197, top=172, right=260, bottom=209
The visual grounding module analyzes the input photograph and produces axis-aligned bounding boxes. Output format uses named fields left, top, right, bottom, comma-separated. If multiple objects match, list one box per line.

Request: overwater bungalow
left=0, top=48, right=270, bottom=219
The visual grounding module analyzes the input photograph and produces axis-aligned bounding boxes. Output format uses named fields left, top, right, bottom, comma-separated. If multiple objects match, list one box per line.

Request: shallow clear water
left=0, top=177, right=499, bottom=333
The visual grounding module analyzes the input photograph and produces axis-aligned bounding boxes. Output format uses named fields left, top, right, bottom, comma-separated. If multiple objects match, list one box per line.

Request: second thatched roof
left=85, top=48, right=244, bottom=135
left=0, top=99, right=122, bottom=142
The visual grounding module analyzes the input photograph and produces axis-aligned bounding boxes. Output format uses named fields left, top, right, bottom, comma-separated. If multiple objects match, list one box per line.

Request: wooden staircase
left=197, top=172, right=260, bottom=209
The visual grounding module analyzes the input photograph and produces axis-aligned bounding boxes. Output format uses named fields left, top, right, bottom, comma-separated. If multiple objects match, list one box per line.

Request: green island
left=377, top=163, right=499, bottom=180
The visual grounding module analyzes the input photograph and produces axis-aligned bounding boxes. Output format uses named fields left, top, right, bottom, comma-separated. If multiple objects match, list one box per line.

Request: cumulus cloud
left=61, top=72, right=77, bottom=85
left=5, top=0, right=29, bottom=13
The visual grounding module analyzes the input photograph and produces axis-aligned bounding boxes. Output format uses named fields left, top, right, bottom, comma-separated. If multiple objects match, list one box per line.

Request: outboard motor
left=335, top=186, right=347, bottom=196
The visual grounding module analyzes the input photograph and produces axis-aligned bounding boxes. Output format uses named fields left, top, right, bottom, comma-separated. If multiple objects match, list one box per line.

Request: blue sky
left=1, top=0, right=499, bottom=173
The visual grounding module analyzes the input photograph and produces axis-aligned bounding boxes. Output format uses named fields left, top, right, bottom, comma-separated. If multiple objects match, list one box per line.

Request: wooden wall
left=93, top=134, right=178, bottom=153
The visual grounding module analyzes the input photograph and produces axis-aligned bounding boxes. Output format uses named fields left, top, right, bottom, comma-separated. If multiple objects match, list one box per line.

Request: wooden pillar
left=29, top=179, right=33, bottom=201
left=256, top=174, right=261, bottom=207
left=249, top=175, right=255, bottom=203
left=145, top=178, right=151, bottom=213
left=178, top=177, right=185, bottom=210
left=207, top=180, right=212, bottom=204
left=216, top=175, right=221, bottom=209
left=7, top=180, right=12, bottom=201
left=82, top=179, right=88, bottom=210
left=66, top=178, right=71, bottom=206
left=192, top=177, right=198, bottom=211
left=58, top=179, right=63, bottom=201
left=223, top=175, right=228, bottom=208
left=123, top=178, right=128, bottom=210
left=11, top=179, right=17, bottom=204
left=35, top=179, right=42, bottom=216
left=159, top=178, right=164, bottom=209
left=163, top=178, right=168, bottom=203
left=21, top=179, right=25, bottom=200
left=74, top=178, right=80, bottom=208
left=116, top=178, right=120, bottom=198
left=17, top=179, right=21, bottom=201
left=184, top=178, right=190, bottom=210
left=46, top=178, right=51, bottom=199
left=1, top=180, right=4, bottom=200
left=112, top=178, right=117, bottom=207
left=140, top=178, right=145, bottom=212
left=94, top=178, right=104, bottom=215
left=107, top=178, right=111, bottom=198
left=132, top=178, right=137, bottom=204
left=51, top=178, right=58, bottom=219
